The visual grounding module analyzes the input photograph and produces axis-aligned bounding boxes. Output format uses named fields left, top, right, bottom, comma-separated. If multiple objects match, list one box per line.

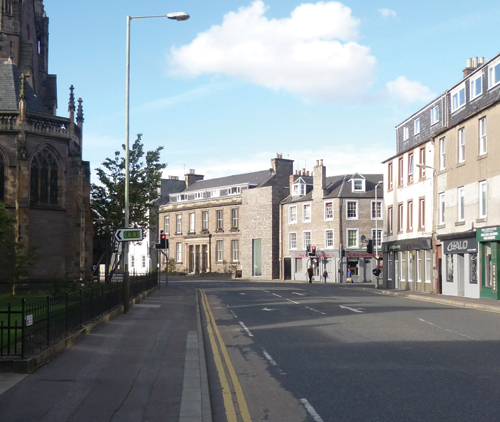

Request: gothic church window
left=30, top=149, right=59, bottom=205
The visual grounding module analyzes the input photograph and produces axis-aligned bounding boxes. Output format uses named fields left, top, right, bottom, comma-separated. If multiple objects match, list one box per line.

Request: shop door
left=457, top=254, right=465, bottom=296
left=284, top=258, right=291, bottom=280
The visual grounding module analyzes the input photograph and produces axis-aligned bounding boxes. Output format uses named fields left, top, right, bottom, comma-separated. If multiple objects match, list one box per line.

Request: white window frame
left=325, top=229, right=334, bottom=249
left=202, top=211, right=208, bottom=230
left=324, top=201, right=334, bottom=221
left=231, top=208, right=238, bottom=228
left=414, top=118, right=420, bottom=135
left=470, top=73, right=483, bottom=100
left=352, top=179, right=365, bottom=192
left=216, top=240, right=223, bottom=262
left=451, top=83, right=466, bottom=113
left=438, top=192, right=445, bottom=226
left=371, top=229, right=382, bottom=249
left=425, top=250, right=432, bottom=283
left=303, top=231, right=312, bottom=250
left=403, top=126, right=409, bottom=141
left=231, top=240, right=239, bottom=262
left=303, top=203, right=312, bottom=223
left=164, top=215, right=169, bottom=235
left=189, top=212, right=195, bottom=233
left=346, top=228, right=359, bottom=249
left=400, top=252, right=406, bottom=282
left=289, top=232, right=297, bottom=250
left=439, top=137, right=446, bottom=170
left=408, top=152, right=414, bottom=183
left=217, top=210, right=223, bottom=230
left=176, top=214, right=182, bottom=234
left=488, top=57, right=500, bottom=89
left=417, top=251, right=422, bottom=283
left=346, top=200, right=358, bottom=220
left=458, top=187, right=465, bottom=222
left=458, top=128, right=465, bottom=163
left=479, top=181, right=487, bottom=219
left=419, top=198, right=425, bottom=229
left=289, top=205, right=297, bottom=224
left=398, top=203, right=404, bottom=233
left=176, top=242, right=182, bottom=263
left=431, top=105, right=439, bottom=125
left=292, top=182, right=306, bottom=196
left=371, top=200, right=382, bottom=220
left=479, top=117, right=487, bottom=156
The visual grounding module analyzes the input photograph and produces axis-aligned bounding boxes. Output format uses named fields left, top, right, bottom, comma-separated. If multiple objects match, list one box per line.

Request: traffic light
left=311, top=246, right=316, bottom=257
left=367, top=239, right=373, bottom=254
left=160, top=233, right=167, bottom=249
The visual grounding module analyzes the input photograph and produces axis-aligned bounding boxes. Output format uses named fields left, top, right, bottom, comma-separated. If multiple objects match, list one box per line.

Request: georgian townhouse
left=280, top=159, right=383, bottom=283
left=434, top=56, right=500, bottom=300
left=158, top=155, right=293, bottom=279
left=382, top=54, right=500, bottom=300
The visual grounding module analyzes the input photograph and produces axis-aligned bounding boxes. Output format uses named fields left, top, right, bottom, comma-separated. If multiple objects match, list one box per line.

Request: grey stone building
left=157, top=155, right=293, bottom=279
left=0, top=1, right=92, bottom=282
left=281, top=159, right=383, bottom=283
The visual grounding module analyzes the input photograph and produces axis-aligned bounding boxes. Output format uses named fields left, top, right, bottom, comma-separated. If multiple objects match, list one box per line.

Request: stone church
left=0, top=0, right=92, bottom=282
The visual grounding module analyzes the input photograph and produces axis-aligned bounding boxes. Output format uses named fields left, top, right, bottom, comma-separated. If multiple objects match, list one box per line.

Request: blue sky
left=45, top=0, right=500, bottom=181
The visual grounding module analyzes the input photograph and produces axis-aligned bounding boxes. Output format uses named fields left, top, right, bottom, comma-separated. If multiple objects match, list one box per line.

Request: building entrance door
left=284, top=258, right=291, bottom=280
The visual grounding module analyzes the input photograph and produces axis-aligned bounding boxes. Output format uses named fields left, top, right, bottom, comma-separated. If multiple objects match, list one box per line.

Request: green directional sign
left=115, top=228, right=143, bottom=242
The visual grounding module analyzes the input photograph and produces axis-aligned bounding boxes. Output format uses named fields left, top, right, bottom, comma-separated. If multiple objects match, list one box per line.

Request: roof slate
left=0, top=61, right=50, bottom=114
left=183, top=169, right=274, bottom=192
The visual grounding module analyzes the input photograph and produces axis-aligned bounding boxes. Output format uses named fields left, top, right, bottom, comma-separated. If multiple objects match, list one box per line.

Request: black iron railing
left=0, top=273, right=157, bottom=358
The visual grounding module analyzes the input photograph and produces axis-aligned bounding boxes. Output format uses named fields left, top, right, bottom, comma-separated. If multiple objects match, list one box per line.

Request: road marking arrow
left=262, top=307, right=277, bottom=311
left=339, top=305, right=364, bottom=313
left=292, top=292, right=305, bottom=296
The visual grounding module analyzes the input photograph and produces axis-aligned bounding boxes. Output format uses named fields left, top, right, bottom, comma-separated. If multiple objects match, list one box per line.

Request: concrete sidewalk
left=353, top=282, right=500, bottom=313
left=0, top=284, right=212, bottom=422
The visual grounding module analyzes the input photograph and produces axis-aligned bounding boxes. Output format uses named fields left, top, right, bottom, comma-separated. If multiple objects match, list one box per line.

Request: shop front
left=292, top=251, right=337, bottom=282
left=345, top=252, right=378, bottom=283
left=439, top=233, right=478, bottom=298
left=477, top=227, right=500, bottom=300
left=382, top=237, right=433, bottom=292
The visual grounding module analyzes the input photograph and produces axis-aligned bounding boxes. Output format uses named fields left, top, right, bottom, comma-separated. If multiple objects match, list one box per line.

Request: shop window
left=446, top=254, right=453, bottom=283
left=470, top=254, right=478, bottom=284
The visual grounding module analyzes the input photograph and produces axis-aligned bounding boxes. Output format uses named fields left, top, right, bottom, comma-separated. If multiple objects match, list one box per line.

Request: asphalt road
left=188, top=279, right=500, bottom=422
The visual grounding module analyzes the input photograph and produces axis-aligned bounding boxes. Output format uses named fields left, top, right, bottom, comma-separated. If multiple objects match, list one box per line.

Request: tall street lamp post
left=375, top=180, right=383, bottom=289
left=124, top=12, right=190, bottom=313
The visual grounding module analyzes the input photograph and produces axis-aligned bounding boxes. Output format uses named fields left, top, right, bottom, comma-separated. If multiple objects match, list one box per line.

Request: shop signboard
left=443, top=238, right=478, bottom=254
left=477, top=227, right=500, bottom=242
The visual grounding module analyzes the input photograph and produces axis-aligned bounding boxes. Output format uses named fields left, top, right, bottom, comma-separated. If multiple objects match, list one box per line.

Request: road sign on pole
left=115, top=228, right=143, bottom=242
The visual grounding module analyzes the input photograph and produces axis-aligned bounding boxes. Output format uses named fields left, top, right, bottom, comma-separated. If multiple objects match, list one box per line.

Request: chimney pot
left=320, top=159, right=323, bottom=166
left=316, top=160, right=319, bottom=166
left=479, top=57, right=484, bottom=64
left=473, top=57, right=478, bottom=67
left=467, top=58, right=472, bottom=67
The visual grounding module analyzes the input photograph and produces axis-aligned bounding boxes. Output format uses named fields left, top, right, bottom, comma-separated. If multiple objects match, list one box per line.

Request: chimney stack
left=463, top=56, right=483, bottom=78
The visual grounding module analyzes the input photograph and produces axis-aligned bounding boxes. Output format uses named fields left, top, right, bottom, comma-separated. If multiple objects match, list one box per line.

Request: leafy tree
left=91, top=134, right=166, bottom=237
left=0, top=203, right=36, bottom=295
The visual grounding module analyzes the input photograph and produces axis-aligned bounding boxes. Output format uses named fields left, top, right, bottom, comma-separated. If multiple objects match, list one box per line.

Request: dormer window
left=351, top=178, right=365, bottom=192
left=292, top=178, right=307, bottom=197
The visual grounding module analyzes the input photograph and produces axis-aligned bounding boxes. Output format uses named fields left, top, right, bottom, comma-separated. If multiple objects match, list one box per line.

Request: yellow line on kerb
left=200, top=289, right=252, bottom=422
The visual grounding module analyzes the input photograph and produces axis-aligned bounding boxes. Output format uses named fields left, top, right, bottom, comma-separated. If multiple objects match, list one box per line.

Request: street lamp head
left=167, top=12, right=190, bottom=21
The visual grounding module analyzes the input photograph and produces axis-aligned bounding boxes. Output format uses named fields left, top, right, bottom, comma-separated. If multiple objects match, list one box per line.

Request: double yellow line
left=199, top=289, right=252, bottom=422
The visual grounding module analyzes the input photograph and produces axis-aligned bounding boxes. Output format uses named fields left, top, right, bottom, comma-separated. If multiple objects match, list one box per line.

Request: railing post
left=79, top=288, right=82, bottom=325
left=65, top=292, right=68, bottom=334
left=46, top=295, right=50, bottom=346
left=7, top=303, right=11, bottom=354
left=21, top=299, right=26, bottom=359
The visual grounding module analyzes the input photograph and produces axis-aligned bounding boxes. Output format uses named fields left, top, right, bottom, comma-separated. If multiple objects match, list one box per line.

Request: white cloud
left=139, top=84, right=220, bottom=112
left=169, top=1, right=377, bottom=103
left=386, top=76, right=435, bottom=105
left=378, top=8, right=396, bottom=18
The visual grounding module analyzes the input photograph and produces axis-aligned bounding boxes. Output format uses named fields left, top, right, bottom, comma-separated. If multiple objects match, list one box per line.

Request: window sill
left=457, top=161, right=466, bottom=168
left=455, top=221, right=466, bottom=226
left=230, top=228, right=239, bottom=232
left=477, top=153, right=487, bottom=161
left=476, top=218, right=487, bottom=223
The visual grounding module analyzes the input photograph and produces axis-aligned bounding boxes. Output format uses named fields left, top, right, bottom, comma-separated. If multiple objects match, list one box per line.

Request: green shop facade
left=477, top=227, right=500, bottom=300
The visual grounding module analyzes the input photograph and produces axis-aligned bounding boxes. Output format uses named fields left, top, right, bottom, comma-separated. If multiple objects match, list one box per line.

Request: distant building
left=157, top=155, right=293, bottom=279
left=280, top=159, right=383, bottom=283
left=0, top=1, right=92, bottom=282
